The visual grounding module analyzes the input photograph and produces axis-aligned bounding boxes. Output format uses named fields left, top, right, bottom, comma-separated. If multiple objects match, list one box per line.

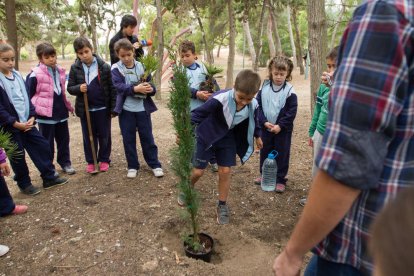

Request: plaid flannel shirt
left=314, top=0, right=414, bottom=273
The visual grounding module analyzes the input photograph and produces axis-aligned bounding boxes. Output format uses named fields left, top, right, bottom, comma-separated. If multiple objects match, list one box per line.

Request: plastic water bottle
left=261, top=150, right=278, bottom=192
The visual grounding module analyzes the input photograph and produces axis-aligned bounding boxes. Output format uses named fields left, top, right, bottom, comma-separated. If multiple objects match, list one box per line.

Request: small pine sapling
left=199, top=62, right=223, bottom=93
left=168, top=64, right=204, bottom=252
left=138, top=54, right=159, bottom=83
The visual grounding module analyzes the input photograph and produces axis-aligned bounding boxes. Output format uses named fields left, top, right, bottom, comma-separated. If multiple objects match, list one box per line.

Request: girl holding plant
left=111, top=38, right=163, bottom=179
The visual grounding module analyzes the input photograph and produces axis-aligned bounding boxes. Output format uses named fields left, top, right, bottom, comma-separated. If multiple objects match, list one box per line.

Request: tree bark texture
left=254, top=0, right=267, bottom=71
left=226, top=0, right=236, bottom=88
left=269, top=5, right=282, bottom=55
left=89, top=14, right=98, bottom=54
left=292, top=6, right=305, bottom=75
left=308, top=0, right=327, bottom=113
left=242, top=16, right=256, bottom=71
left=5, top=0, right=18, bottom=69
left=287, top=5, right=297, bottom=68
left=190, top=0, right=214, bottom=64
left=155, top=0, right=164, bottom=100
left=267, top=15, right=276, bottom=58
left=133, top=0, right=142, bottom=34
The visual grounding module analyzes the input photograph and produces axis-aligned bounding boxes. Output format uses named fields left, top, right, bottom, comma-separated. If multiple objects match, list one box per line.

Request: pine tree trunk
left=267, top=15, right=276, bottom=58
left=242, top=15, right=257, bottom=71
left=308, top=0, right=327, bottom=113
left=255, top=0, right=267, bottom=71
left=292, top=6, right=304, bottom=75
left=5, top=0, right=18, bottom=69
left=155, top=0, right=164, bottom=100
left=105, top=27, right=113, bottom=61
left=89, top=13, right=98, bottom=54
left=133, top=0, right=142, bottom=34
left=269, top=5, right=282, bottom=55
left=226, top=0, right=236, bottom=88
left=287, top=5, right=297, bottom=68
left=216, top=33, right=229, bottom=58
left=190, top=0, right=214, bottom=64
left=330, top=2, right=346, bottom=49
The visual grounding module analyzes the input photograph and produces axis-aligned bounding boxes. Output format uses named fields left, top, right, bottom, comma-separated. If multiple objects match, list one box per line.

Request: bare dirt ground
left=1, top=49, right=313, bottom=275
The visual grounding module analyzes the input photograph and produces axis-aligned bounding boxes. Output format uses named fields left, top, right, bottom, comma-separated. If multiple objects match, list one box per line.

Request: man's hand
left=0, top=162, right=11, bottom=177
left=272, top=249, right=302, bottom=276
left=271, top=171, right=361, bottom=275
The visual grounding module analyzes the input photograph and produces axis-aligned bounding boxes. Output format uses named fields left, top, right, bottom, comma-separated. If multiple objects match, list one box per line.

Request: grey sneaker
left=63, top=166, right=76, bottom=175
left=210, top=163, right=218, bottom=173
left=299, top=197, right=307, bottom=207
left=177, top=192, right=186, bottom=206
left=20, top=185, right=41, bottom=196
left=216, top=204, right=230, bottom=225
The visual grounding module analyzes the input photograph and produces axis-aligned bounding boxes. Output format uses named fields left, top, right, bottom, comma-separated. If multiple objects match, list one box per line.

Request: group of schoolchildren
left=0, top=14, right=339, bottom=252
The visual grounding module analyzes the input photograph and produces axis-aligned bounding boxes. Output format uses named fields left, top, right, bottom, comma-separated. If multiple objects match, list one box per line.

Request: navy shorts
left=193, top=130, right=236, bottom=169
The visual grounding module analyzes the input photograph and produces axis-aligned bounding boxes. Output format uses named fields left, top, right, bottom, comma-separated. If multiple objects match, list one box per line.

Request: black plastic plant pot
left=184, top=233, right=214, bottom=262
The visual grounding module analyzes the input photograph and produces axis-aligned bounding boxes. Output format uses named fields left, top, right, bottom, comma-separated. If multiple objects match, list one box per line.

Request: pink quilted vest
left=31, top=63, right=74, bottom=117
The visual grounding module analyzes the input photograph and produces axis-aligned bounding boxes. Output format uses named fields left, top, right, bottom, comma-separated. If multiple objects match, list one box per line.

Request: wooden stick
left=83, top=93, right=99, bottom=174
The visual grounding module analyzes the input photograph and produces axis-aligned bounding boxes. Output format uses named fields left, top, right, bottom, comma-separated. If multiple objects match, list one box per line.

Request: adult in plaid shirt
left=273, top=0, right=414, bottom=275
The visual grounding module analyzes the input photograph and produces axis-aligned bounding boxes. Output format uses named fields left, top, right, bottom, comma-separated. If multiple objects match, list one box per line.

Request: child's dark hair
left=326, top=46, right=339, bottom=61
left=370, top=188, right=414, bottom=276
left=179, top=40, right=196, bottom=54
left=73, top=37, right=93, bottom=53
left=36, top=42, right=56, bottom=59
left=114, top=38, right=134, bottom=54
left=268, top=56, right=294, bottom=82
left=234, top=69, right=261, bottom=95
left=0, top=43, right=14, bottom=54
left=120, top=15, right=137, bottom=29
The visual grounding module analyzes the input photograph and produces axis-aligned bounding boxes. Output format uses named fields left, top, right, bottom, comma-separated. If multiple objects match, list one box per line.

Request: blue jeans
left=304, top=255, right=364, bottom=276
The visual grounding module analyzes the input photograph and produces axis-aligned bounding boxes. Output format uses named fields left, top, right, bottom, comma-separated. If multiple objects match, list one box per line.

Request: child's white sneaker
left=127, top=169, right=137, bottom=178
left=152, top=168, right=164, bottom=178
left=0, top=245, right=9, bottom=257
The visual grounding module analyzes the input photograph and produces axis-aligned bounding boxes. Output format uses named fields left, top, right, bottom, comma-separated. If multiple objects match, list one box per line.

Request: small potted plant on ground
left=199, top=62, right=223, bottom=93
left=168, top=63, right=214, bottom=262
